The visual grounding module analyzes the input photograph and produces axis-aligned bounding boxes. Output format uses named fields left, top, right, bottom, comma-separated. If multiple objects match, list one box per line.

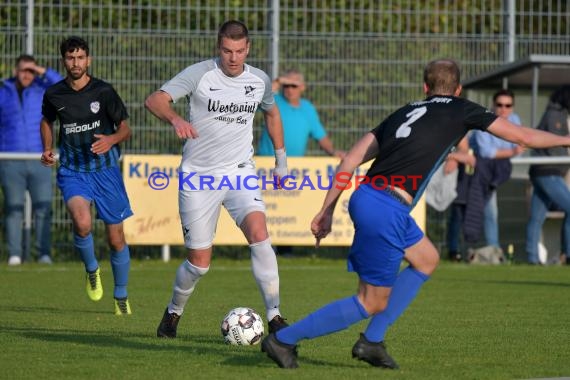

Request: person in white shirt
left=145, top=20, right=290, bottom=338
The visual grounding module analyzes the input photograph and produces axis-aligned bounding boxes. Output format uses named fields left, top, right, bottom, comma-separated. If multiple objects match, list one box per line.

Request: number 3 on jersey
left=395, top=106, right=427, bottom=138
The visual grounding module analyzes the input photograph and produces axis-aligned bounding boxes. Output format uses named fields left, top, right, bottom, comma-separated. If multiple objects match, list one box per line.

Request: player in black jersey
left=262, top=59, right=570, bottom=369
left=40, top=36, right=133, bottom=315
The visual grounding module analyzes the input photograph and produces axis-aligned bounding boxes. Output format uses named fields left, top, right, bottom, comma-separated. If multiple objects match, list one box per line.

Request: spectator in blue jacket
left=0, top=54, right=63, bottom=265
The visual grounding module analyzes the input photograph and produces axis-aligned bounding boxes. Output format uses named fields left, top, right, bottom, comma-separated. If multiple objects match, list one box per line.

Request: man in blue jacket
left=0, top=54, right=62, bottom=265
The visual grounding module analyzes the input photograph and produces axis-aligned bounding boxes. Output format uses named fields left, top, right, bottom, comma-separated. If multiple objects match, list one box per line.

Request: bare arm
left=311, top=132, right=379, bottom=245
left=318, top=136, right=347, bottom=158
left=263, top=105, right=288, bottom=185
left=263, top=105, right=284, bottom=151
left=91, top=120, right=132, bottom=154
left=447, top=150, right=476, bottom=165
left=144, top=90, right=198, bottom=139
left=114, top=121, right=132, bottom=144
left=40, top=117, right=56, bottom=166
left=487, top=117, right=570, bottom=149
left=444, top=136, right=475, bottom=174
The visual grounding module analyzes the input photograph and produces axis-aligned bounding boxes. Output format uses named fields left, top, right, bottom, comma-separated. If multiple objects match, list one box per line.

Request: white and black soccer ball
left=220, top=307, right=264, bottom=345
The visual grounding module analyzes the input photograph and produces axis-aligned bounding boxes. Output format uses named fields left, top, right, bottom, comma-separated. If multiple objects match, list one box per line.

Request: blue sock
left=364, top=266, right=429, bottom=342
left=74, top=233, right=98, bottom=273
left=276, top=295, right=369, bottom=345
left=111, top=245, right=130, bottom=299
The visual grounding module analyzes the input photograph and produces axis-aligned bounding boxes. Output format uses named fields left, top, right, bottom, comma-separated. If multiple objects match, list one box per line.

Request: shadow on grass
left=2, top=305, right=103, bottom=315
left=186, top=335, right=362, bottom=369
left=445, top=277, right=570, bottom=288
left=227, top=356, right=361, bottom=369
left=2, top=325, right=359, bottom=369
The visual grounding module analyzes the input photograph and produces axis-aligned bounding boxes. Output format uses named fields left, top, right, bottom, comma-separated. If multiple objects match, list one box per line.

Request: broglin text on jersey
left=63, top=120, right=101, bottom=134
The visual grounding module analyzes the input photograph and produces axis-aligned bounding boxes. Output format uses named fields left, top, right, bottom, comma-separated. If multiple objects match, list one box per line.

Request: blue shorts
left=57, top=166, right=133, bottom=224
left=347, top=184, right=424, bottom=287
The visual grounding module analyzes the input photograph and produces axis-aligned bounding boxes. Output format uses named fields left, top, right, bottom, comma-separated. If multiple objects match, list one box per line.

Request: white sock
left=250, top=238, right=281, bottom=321
left=168, top=259, right=209, bottom=315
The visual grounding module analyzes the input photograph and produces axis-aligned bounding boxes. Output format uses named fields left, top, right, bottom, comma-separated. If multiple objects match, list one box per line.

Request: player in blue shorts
left=261, top=59, right=570, bottom=369
left=40, top=36, right=134, bottom=315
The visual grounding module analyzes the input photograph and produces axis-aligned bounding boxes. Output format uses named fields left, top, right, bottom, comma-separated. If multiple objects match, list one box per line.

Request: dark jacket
left=529, top=102, right=570, bottom=178
left=0, top=68, right=63, bottom=152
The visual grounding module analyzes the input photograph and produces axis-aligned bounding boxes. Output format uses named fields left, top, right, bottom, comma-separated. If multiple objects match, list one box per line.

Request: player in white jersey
left=145, top=20, right=289, bottom=338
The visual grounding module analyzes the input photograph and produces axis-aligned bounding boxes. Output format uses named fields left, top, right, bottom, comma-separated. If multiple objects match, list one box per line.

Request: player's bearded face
left=62, top=49, right=90, bottom=80
left=218, top=37, right=249, bottom=77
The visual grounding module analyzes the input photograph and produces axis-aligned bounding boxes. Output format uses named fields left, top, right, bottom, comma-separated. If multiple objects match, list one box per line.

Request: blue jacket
left=0, top=68, right=63, bottom=152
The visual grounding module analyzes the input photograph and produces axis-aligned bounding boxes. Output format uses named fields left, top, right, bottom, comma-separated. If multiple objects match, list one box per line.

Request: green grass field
left=1, top=257, right=569, bottom=380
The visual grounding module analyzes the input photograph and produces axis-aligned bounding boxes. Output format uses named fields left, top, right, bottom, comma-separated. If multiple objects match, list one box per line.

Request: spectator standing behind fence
left=445, top=136, right=476, bottom=261
left=257, top=69, right=346, bottom=255
left=145, top=20, right=290, bottom=339
left=0, top=55, right=62, bottom=266
left=466, top=89, right=524, bottom=250
left=526, top=85, right=570, bottom=265
left=257, top=69, right=346, bottom=158
left=40, top=36, right=134, bottom=315
left=260, top=59, right=570, bottom=369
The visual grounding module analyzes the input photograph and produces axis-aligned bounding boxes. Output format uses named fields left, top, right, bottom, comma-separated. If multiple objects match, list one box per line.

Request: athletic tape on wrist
left=274, top=148, right=287, bottom=168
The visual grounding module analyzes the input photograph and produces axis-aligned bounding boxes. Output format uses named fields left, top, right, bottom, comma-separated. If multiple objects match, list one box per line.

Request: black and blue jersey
left=42, top=77, right=128, bottom=172
left=366, top=95, right=497, bottom=207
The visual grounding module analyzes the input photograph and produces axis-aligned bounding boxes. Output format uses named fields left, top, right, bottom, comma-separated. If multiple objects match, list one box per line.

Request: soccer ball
left=220, top=307, right=264, bottom=345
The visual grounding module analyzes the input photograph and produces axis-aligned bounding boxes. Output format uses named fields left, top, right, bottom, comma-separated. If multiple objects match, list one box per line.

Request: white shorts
left=179, top=161, right=266, bottom=249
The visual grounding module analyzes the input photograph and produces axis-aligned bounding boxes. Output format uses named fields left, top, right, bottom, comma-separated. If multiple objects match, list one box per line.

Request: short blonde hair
left=423, top=59, right=461, bottom=96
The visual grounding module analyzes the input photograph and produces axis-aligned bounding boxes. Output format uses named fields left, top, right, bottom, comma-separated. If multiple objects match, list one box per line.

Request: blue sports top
left=257, top=93, right=327, bottom=157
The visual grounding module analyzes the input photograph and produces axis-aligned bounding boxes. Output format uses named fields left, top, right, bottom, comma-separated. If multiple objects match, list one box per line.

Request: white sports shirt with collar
left=161, top=58, right=275, bottom=173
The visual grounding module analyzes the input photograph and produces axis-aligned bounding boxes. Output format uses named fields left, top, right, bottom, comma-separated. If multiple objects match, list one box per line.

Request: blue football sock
left=276, top=295, right=369, bottom=345
left=111, top=245, right=130, bottom=299
left=364, top=266, right=429, bottom=342
left=74, top=233, right=98, bottom=273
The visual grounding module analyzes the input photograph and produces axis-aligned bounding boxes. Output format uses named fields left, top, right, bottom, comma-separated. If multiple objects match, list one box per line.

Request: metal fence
left=1, top=0, right=569, bottom=261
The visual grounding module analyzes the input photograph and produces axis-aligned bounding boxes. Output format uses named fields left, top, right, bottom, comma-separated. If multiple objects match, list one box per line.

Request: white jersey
left=161, top=58, right=275, bottom=173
